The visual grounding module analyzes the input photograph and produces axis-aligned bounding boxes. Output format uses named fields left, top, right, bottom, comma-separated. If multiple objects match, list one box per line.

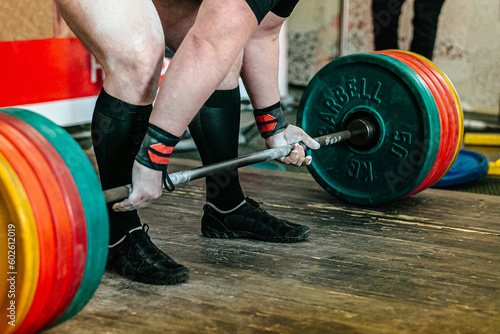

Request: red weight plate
left=0, top=135, right=42, bottom=331
left=377, top=51, right=452, bottom=193
left=0, top=114, right=87, bottom=332
left=428, top=63, right=464, bottom=171
left=0, top=153, right=40, bottom=334
left=374, top=51, right=450, bottom=194
left=0, top=117, right=72, bottom=332
left=390, top=52, right=456, bottom=191
left=398, top=51, right=461, bottom=182
left=390, top=51, right=459, bottom=184
left=0, top=114, right=88, bottom=331
left=3, top=108, right=108, bottom=328
left=403, top=63, right=451, bottom=191
left=380, top=52, right=452, bottom=192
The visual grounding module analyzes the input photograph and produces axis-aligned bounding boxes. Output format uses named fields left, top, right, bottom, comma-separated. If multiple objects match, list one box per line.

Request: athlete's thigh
left=55, top=0, right=164, bottom=70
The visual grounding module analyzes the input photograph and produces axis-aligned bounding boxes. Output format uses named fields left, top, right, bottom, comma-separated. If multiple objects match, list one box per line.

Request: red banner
left=0, top=38, right=103, bottom=108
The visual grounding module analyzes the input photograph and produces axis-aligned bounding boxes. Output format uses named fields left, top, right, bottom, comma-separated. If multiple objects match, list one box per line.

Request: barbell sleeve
left=103, top=118, right=374, bottom=203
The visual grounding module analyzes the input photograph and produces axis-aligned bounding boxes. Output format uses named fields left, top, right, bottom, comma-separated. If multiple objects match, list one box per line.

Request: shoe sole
left=201, top=228, right=311, bottom=243
left=106, top=266, right=190, bottom=286
left=136, top=270, right=190, bottom=286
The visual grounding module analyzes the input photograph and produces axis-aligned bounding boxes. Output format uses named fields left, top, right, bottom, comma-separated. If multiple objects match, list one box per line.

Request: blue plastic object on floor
left=432, top=150, right=489, bottom=188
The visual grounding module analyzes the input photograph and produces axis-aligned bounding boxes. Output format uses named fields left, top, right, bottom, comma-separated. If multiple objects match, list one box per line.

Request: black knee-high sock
left=188, top=87, right=245, bottom=210
left=91, top=88, right=152, bottom=244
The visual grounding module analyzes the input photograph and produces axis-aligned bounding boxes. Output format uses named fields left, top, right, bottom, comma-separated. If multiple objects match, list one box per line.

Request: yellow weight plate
left=0, top=154, right=40, bottom=333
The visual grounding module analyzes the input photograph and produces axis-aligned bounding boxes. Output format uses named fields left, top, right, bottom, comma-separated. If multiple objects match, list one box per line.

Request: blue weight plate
left=432, top=150, right=489, bottom=188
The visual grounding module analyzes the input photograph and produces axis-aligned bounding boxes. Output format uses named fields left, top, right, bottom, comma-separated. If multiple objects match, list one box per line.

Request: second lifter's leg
left=372, top=0, right=405, bottom=51
left=410, top=0, right=446, bottom=60
left=55, top=0, right=189, bottom=285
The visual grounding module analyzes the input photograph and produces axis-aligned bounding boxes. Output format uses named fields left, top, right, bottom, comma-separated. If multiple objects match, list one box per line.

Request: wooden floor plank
left=45, top=158, right=500, bottom=334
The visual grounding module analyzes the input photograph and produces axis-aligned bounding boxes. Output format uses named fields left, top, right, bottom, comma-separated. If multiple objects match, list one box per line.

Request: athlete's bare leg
left=54, top=0, right=166, bottom=105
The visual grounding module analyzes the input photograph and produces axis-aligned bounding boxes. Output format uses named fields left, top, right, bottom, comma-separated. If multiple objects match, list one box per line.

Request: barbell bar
left=103, top=118, right=376, bottom=203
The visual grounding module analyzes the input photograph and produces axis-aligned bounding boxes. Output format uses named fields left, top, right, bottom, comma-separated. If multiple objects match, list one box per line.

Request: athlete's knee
left=110, top=33, right=165, bottom=91
left=217, top=51, right=243, bottom=90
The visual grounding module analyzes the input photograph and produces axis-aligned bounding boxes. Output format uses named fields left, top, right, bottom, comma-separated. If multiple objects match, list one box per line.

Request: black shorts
left=245, top=0, right=300, bottom=23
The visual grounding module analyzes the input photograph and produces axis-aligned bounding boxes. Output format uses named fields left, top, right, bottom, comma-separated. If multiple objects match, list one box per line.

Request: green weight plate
left=297, top=53, right=441, bottom=205
left=0, top=108, right=109, bottom=325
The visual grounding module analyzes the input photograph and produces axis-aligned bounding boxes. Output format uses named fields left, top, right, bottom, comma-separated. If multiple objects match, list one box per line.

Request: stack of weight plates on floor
left=297, top=51, right=464, bottom=205
left=0, top=108, right=108, bottom=333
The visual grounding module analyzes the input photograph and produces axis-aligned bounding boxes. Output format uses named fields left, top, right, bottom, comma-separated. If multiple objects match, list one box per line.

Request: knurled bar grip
left=103, top=130, right=354, bottom=203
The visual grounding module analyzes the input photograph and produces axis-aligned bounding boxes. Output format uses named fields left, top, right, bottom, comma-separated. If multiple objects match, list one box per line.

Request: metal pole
left=103, top=119, right=373, bottom=203
left=340, top=0, right=350, bottom=57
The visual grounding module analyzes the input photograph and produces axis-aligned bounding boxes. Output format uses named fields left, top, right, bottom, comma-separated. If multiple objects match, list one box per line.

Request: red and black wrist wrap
left=253, top=102, right=289, bottom=138
left=135, top=124, right=179, bottom=190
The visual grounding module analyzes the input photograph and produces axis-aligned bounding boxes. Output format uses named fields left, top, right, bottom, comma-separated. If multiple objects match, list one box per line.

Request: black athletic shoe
left=106, top=224, right=189, bottom=285
left=201, top=197, right=311, bottom=243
